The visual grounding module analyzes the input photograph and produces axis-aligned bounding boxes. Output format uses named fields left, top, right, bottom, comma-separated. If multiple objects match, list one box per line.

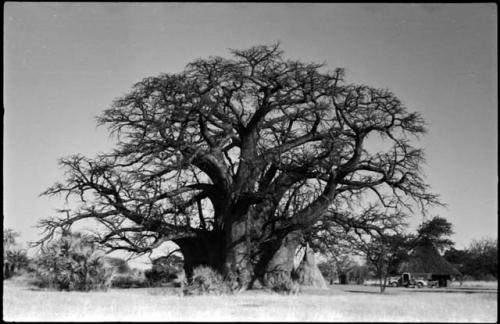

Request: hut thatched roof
left=398, top=242, right=461, bottom=276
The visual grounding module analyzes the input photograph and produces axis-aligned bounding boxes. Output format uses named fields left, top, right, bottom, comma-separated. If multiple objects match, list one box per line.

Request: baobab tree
left=38, top=44, right=440, bottom=289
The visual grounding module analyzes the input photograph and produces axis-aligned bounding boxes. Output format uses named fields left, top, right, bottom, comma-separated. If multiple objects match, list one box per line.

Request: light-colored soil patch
left=3, top=278, right=497, bottom=322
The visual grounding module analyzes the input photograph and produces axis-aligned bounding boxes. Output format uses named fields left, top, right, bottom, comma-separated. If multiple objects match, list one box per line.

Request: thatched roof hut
left=398, top=241, right=461, bottom=277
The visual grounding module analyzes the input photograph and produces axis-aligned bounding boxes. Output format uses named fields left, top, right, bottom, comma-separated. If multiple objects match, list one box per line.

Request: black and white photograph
left=3, top=3, right=497, bottom=322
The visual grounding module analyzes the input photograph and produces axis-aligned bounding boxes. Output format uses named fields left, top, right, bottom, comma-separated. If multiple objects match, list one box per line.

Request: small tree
left=308, top=203, right=413, bottom=291
left=353, top=233, right=412, bottom=292
left=462, top=238, right=497, bottom=280
left=33, top=231, right=112, bottom=291
left=3, top=229, right=29, bottom=279
left=317, top=254, right=355, bottom=285
left=347, top=263, right=370, bottom=285
left=4, top=229, right=19, bottom=250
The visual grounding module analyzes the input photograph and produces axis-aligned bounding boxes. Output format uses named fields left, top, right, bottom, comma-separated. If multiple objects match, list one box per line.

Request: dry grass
left=3, top=277, right=497, bottom=322
left=449, top=280, right=498, bottom=289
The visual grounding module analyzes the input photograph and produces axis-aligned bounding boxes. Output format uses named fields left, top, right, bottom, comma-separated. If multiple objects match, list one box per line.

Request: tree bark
left=250, top=230, right=302, bottom=287
left=224, top=216, right=253, bottom=288
left=174, top=203, right=310, bottom=290
left=173, top=230, right=225, bottom=281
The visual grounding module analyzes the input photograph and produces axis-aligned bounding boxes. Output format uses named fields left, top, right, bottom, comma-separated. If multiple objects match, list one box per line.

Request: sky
left=4, top=3, right=497, bottom=259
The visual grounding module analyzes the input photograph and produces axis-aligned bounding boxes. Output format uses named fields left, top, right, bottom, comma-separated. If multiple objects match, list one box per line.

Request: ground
left=3, top=276, right=497, bottom=322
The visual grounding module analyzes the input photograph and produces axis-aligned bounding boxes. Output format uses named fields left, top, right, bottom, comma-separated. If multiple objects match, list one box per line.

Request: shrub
left=100, top=257, right=147, bottom=288
left=32, top=232, right=112, bottom=291
left=145, top=254, right=185, bottom=287
left=3, top=229, right=30, bottom=279
left=269, top=272, right=299, bottom=294
left=183, top=266, right=234, bottom=295
left=3, top=249, right=30, bottom=279
left=111, top=272, right=147, bottom=288
left=102, top=257, right=131, bottom=274
left=145, top=267, right=178, bottom=286
left=271, top=279, right=293, bottom=293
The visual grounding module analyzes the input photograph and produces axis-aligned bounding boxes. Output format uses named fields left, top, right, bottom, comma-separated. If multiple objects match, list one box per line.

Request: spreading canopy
left=39, top=44, right=440, bottom=283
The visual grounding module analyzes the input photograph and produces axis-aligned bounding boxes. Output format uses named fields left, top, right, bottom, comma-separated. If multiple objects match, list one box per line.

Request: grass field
left=3, top=276, right=497, bottom=322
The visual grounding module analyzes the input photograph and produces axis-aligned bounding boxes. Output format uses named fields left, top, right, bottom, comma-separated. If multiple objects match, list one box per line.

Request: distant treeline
left=318, top=236, right=497, bottom=284
left=444, top=238, right=497, bottom=281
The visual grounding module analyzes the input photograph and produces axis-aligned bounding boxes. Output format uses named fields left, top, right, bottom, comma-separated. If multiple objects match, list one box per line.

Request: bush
left=111, top=272, right=147, bottom=288
left=271, top=279, right=293, bottom=293
left=32, top=232, right=112, bottom=291
left=3, top=229, right=30, bottom=279
left=183, top=266, right=234, bottom=295
left=268, top=272, right=299, bottom=294
left=145, top=254, right=184, bottom=287
left=100, top=257, right=147, bottom=288
left=145, top=267, right=178, bottom=286
left=444, top=238, right=497, bottom=280
left=102, top=257, right=131, bottom=274
left=3, top=249, right=30, bottom=279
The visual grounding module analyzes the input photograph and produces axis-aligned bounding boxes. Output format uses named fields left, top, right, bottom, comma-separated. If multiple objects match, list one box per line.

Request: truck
left=388, top=272, right=438, bottom=288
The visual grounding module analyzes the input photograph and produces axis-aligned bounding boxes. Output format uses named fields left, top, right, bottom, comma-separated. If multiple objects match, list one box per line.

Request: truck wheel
left=417, top=282, right=423, bottom=288
left=391, top=282, right=398, bottom=287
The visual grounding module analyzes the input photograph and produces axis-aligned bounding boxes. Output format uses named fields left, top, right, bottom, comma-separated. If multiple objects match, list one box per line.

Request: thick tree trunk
left=249, top=230, right=302, bottom=288
left=174, top=228, right=310, bottom=290
left=173, top=230, right=225, bottom=281
left=224, top=216, right=253, bottom=288
left=173, top=205, right=310, bottom=291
